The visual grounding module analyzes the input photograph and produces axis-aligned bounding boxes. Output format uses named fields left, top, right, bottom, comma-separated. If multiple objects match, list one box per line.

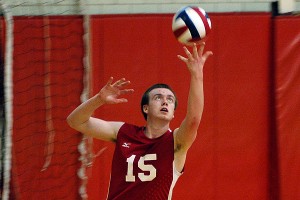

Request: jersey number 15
left=125, top=154, right=157, bottom=182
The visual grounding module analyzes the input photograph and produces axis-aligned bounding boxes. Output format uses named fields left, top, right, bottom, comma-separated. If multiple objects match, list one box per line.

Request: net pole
left=1, top=1, right=14, bottom=200
left=78, top=1, right=92, bottom=199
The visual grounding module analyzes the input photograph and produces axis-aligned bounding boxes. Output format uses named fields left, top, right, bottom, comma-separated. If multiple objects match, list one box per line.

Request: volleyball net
left=0, top=1, right=93, bottom=199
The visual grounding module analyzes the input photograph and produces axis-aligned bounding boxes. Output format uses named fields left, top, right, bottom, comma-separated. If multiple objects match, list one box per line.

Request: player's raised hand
left=98, top=77, right=134, bottom=104
left=177, top=42, right=213, bottom=76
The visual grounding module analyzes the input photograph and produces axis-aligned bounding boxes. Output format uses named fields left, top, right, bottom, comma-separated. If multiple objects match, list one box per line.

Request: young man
left=67, top=43, right=212, bottom=199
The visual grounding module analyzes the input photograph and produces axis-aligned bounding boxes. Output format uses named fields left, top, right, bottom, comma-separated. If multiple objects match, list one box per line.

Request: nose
left=161, top=97, right=168, bottom=105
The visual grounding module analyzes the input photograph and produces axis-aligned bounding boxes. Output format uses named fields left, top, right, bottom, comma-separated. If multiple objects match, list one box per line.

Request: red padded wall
left=89, top=13, right=271, bottom=200
left=8, top=12, right=299, bottom=200
left=274, top=16, right=300, bottom=200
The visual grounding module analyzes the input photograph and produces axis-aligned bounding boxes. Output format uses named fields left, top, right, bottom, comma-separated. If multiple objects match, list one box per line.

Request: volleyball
left=172, top=6, right=212, bottom=45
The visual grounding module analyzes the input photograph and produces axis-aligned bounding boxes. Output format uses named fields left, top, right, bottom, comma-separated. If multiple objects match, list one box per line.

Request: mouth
left=160, top=108, right=169, bottom=113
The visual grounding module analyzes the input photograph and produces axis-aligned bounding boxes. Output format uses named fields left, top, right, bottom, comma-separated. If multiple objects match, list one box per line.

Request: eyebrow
left=153, top=93, right=175, bottom=99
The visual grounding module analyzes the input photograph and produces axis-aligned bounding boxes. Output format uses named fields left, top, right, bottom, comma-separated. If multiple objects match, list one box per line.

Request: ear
left=143, top=105, right=149, bottom=113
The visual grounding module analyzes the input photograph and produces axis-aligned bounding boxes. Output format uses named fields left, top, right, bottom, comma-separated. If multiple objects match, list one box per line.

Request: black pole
left=268, top=1, right=280, bottom=200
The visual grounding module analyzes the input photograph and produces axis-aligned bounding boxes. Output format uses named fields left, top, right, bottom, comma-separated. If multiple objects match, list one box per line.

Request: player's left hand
left=177, top=42, right=213, bottom=76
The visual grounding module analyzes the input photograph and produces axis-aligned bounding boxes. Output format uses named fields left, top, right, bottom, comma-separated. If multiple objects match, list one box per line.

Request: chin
left=158, top=115, right=172, bottom=121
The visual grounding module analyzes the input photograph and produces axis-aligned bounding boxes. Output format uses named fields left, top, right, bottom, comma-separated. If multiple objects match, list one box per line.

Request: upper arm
left=174, top=117, right=200, bottom=153
left=173, top=118, right=200, bottom=172
left=69, top=117, right=124, bottom=142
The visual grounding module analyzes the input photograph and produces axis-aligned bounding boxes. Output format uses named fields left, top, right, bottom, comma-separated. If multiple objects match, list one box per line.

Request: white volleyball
left=172, top=6, right=212, bottom=45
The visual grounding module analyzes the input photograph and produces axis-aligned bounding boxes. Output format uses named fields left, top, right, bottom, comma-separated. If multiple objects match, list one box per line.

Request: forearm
left=67, top=94, right=104, bottom=128
left=174, top=76, right=204, bottom=152
left=186, top=74, right=204, bottom=125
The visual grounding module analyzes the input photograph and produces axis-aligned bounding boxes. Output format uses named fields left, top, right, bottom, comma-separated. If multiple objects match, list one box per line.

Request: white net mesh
left=1, top=1, right=93, bottom=199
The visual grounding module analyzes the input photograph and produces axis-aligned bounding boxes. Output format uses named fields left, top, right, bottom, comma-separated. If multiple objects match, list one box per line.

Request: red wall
left=274, top=16, right=300, bottom=200
left=5, top=13, right=300, bottom=200
left=88, top=13, right=271, bottom=200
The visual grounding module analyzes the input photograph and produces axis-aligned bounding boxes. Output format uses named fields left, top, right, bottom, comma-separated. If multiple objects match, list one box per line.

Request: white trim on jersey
left=168, top=161, right=183, bottom=200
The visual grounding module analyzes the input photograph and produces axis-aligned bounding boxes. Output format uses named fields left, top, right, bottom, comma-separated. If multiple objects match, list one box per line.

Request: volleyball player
left=67, top=42, right=212, bottom=199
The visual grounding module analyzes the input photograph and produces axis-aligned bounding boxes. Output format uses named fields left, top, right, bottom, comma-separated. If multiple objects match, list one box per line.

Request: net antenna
left=0, top=1, right=14, bottom=200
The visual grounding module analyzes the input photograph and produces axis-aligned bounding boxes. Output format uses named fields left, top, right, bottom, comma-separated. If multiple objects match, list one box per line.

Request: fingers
left=106, top=76, right=114, bottom=86
left=178, top=42, right=209, bottom=62
left=114, top=98, right=129, bottom=104
left=177, top=46, right=194, bottom=63
left=109, top=78, right=131, bottom=88
left=183, top=46, right=193, bottom=61
left=198, top=42, right=205, bottom=57
left=113, top=78, right=125, bottom=87
left=177, top=55, right=188, bottom=63
left=193, top=43, right=199, bottom=59
left=202, top=51, right=213, bottom=62
left=120, top=89, right=134, bottom=95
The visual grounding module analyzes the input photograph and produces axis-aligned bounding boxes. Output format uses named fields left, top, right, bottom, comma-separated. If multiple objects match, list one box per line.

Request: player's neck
left=144, top=122, right=169, bottom=139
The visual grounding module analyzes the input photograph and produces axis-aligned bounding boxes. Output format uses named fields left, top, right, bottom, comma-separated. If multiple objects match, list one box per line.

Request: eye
left=154, top=96, right=161, bottom=101
left=167, top=97, right=174, bottom=103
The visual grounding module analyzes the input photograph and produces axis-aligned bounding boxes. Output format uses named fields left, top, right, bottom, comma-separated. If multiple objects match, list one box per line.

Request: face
left=143, top=88, right=176, bottom=121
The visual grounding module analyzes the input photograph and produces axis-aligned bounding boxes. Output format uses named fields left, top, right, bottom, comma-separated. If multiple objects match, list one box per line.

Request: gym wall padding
left=274, top=16, right=300, bottom=200
left=6, top=13, right=300, bottom=200
left=88, top=13, right=271, bottom=200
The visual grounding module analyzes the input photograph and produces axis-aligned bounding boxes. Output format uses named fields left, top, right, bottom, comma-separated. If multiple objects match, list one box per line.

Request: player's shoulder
left=119, top=123, right=141, bottom=130
left=173, top=127, right=179, bottom=135
left=117, top=123, right=143, bottom=136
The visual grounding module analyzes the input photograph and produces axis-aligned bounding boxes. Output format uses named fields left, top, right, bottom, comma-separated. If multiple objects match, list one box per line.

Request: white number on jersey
left=125, top=154, right=157, bottom=182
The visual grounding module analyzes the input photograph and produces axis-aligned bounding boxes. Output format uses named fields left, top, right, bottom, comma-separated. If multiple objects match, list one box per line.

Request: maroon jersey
left=107, top=123, right=182, bottom=200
